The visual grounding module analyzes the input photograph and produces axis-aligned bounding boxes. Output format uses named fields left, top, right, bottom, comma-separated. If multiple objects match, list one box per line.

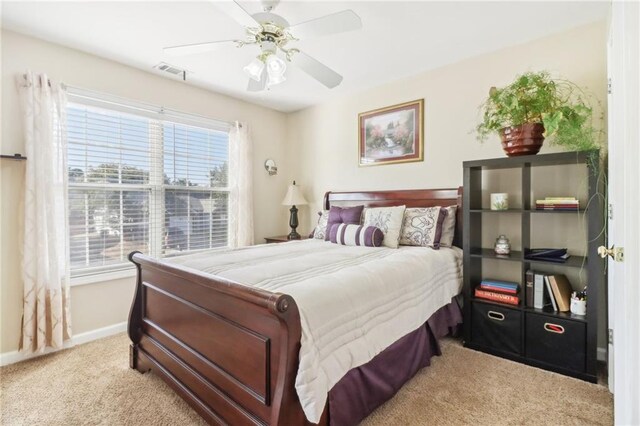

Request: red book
left=475, top=288, right=519, bottom=305
left=479, top=283, right=518, bottom=294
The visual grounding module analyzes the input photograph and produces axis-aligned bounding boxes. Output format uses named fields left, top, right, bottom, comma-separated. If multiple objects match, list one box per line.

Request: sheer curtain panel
left=18, top=72, right=72, bottom=353
left=228, top=122, right=254, bottom=247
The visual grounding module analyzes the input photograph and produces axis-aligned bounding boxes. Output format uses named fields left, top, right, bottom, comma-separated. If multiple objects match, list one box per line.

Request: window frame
left=66, top=88, right=231, bottom=284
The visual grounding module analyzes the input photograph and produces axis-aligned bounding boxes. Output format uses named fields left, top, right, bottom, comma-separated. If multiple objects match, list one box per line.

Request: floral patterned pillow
left=399, top=207, right=446, bottom=248
left=363, top=205, right=406, bottom=248
left=312, top=211, right=329, bottom=240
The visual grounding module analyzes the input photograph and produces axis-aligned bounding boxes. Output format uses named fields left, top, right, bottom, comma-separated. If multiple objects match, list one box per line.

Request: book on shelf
left=479, top=283, right=518, bottom=294
left=535, top=202, right=580, bottom=206
left=479, top=279, right=519, bottom=293
left=534, top=272, right=545, bottom=309
left=527, top=248, right=567, bottom=256
left=529, top=255, right=571, bottom=263
left=525, top=248, right=570, bottom=263
left=548, top=275, right=573, bottom=312
left=535, top=205, right=580, bottom=209
left=529, top=273, right=574, bottom=312
left=474, top=288, right=519, bottom=306
left=544, top=276, right=559, bottom=311
left=535, top=197, right=579, bottom=211
left=535, top=207, right=579, bottom=211
left=535, top=197, right=579, bottom=205
left=525, top=270, right=534, bottom=308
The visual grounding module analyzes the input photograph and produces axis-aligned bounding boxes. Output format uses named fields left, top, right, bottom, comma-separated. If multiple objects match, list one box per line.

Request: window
left=67, top=93, right=230, bottom=277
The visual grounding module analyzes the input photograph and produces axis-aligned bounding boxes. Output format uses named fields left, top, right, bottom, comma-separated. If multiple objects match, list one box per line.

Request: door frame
left=607, top=1, right=640, bottom=424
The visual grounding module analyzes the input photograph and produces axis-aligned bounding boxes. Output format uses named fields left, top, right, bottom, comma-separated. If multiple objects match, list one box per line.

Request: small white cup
left=570, top=298, right=586, bottom=316
left=490, top=193, right=509, bottom=210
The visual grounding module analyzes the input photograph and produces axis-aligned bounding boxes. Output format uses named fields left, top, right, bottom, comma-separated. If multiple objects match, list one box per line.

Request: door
left=607, top=2, right=640, bottom=424
left=606, top=11, right=616, bottom=395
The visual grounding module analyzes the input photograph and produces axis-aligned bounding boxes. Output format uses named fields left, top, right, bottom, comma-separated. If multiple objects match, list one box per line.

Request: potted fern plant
left=476, top=71, right=600, bottom=156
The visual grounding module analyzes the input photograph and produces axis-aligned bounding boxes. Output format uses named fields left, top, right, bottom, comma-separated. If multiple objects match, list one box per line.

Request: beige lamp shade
left=282, top=181, right=308, bottom=206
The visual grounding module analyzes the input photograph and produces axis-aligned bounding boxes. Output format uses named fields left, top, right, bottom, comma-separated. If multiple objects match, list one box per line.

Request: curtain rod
left=66, top=85, right=235, bottom=130
left=19, top=74, right=240, bottom=129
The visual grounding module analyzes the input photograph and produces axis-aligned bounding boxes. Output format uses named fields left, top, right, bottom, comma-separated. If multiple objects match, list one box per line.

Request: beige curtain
left=228, top=121, right=254, bottom=248
left=18, top=71, right=72, bottom=353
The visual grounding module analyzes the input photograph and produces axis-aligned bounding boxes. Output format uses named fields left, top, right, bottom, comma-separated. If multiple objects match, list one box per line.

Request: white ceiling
left=2, top=1, right=609, bottom=112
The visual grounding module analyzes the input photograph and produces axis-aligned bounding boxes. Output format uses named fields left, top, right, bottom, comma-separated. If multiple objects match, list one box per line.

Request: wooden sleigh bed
left=128, top=187, right=463, bottom=425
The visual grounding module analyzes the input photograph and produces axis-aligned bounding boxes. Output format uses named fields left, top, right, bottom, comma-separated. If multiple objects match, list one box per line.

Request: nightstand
left=264, top=235, right=309, bottom=244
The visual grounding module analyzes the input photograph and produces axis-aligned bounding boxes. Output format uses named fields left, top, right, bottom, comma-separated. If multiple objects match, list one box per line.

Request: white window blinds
left=67, top=94, right=230, bottom=277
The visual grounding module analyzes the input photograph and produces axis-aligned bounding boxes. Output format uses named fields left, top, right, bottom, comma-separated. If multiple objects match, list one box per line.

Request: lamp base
left=287, top=231, right=301, bottom=240
left=288, top=205, right=300, bottom=240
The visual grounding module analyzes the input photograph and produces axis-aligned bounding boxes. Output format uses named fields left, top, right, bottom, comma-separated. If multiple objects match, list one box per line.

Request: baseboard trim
left=0, top=321, right=127, bottom=367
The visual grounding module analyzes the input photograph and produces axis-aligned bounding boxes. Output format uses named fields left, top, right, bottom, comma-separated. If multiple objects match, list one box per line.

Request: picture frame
left=358, top=99, right=424, bottom=166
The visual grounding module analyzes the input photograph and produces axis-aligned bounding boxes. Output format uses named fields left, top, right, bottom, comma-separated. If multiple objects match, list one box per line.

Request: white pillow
left=363, top=205, right=406, bottom=248
left=399, top=207, right=444, bottom=247
left=439, top=206, right=458, bottom=247
left=312, top=211, right=329, bottom=240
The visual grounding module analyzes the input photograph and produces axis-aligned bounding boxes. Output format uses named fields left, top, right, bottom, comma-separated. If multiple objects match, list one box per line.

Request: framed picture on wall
left=358, top=99, right=424, bottom=166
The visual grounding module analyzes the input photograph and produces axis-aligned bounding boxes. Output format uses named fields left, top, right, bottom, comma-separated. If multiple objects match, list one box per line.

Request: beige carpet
left=0, top=333, right=612, bottom=425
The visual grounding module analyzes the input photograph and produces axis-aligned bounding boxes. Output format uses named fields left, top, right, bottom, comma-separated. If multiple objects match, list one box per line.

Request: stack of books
left=535, top=197, right=580, bottom=211
left=525, top=271, right=574, bottom=312
left=474, top=280, right=519, bottom=306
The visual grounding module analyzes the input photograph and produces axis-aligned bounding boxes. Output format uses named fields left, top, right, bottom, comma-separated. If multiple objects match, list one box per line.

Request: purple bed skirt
left=327, top=298, right=462, bottom=426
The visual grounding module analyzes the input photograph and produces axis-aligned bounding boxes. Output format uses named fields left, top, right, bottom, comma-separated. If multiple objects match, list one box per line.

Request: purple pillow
left=432, top=207, right=449, bottom=249
left=329, top=224, right=384, bottom=247
left=325, top=205, right=364, bottom=241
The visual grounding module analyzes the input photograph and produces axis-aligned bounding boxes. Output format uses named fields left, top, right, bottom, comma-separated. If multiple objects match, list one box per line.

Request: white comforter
left=166, top=239, right=463, bottom=423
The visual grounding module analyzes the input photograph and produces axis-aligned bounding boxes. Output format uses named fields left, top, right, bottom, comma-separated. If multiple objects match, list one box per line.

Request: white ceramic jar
left=490, top=193, right=509, bottom=210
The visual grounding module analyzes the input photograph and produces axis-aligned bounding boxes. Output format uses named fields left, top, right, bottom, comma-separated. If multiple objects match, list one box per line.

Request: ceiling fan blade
left=213, top=0, right=260, bottom=29
left=291, top=51, right=343, bottom=89
left=164, top=40, right=236, bottom=56
left=247, top=71, right=267, bottom=92
left=288, top=10, right=362, bottom=39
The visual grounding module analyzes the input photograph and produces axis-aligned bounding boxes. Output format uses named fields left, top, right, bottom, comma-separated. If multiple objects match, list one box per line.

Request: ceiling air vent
left=154, top=62, right=189, bottom=80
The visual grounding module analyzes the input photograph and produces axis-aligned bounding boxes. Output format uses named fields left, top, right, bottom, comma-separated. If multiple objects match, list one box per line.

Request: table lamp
left=281, top=181, right=308, bottom=240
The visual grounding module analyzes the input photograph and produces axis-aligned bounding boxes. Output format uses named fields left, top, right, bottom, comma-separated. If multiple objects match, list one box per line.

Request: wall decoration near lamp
left=282, top=181, right=308, bottom=240
left=264, top=159, right=278, bottom=176
left=358, top=99, right=424, bottom=166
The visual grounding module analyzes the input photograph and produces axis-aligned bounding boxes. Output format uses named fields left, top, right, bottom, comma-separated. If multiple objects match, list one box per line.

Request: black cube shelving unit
left=462, top=150, right=605, bottom=383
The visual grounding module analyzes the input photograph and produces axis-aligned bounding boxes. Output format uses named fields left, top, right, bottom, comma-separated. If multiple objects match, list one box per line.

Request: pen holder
left=570, top=298, right=586, bottom=316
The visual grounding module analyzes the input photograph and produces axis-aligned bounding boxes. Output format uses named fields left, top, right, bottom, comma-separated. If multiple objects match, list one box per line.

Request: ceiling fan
left=163, top=0, right=362, bottom=92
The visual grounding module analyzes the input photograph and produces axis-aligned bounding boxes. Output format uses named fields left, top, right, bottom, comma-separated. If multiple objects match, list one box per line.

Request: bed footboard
left=127, top=251, right=307, bottom=425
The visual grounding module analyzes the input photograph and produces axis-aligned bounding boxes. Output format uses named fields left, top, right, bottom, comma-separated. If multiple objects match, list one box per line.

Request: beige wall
left=288, top=21, right=607, bottom=233
left=0, top=30, right=292, bottom=353
left=1, top=21, right=608, bottom=355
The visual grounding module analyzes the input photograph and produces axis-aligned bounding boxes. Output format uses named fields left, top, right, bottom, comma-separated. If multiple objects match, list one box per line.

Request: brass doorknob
left=597, top=245, right=615, bottom=258
left=598, top=245, right=624, bottom=262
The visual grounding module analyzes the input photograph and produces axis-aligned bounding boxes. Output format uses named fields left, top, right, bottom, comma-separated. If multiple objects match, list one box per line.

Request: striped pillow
left=329, top=223, right=384, bottom=247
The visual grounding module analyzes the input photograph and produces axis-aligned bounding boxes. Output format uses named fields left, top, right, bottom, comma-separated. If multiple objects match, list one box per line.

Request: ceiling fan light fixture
left=243, top=57, right=265, bottom=81
left=265, top=54, right=287, bottom=77
left=267, top=72, right=286, bottom=86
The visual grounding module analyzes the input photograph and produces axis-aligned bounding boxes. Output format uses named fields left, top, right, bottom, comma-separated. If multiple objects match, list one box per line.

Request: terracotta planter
left=500, top=123, right=545, bottom=157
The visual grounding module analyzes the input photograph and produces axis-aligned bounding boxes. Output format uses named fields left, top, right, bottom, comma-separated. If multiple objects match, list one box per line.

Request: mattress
left=165, top=239, right=463, bottom=423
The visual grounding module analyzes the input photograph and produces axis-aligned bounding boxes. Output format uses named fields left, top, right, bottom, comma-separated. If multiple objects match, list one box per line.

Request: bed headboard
left=323, top=187, right=463, bottom=249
